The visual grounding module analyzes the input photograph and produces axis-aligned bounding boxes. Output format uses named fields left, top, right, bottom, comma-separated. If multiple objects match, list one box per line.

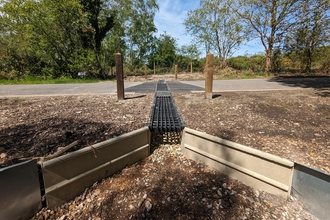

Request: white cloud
left=154, top=0, right=199, bottom=47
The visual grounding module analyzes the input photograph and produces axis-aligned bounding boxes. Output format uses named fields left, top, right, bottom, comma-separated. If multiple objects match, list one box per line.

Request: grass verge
left=0, top=76, right=113, bottom=85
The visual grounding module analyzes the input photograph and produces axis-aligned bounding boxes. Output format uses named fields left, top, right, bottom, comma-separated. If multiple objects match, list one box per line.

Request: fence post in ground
left=153, top=61, right=156, bottom=75
left=190, top=61, right=193, bottom=74
left=144, top=65, right=148, bottom=80
left=175, top=65, right=178, bottom=80
left=205, top=53, right=214, bottom=99
left=115, top=53, right=124, bottom=100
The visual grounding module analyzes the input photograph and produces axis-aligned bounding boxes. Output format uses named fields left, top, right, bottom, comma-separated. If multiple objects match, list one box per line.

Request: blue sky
left=154, top=0, right=265, bottom=57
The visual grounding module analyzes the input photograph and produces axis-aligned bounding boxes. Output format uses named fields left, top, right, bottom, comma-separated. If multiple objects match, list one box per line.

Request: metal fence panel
left=292, top=163, right=330, bottom=220
left=0, top=160, right=41, bottom=220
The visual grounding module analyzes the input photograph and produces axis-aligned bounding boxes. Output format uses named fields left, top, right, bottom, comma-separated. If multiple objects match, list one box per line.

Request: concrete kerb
left=1, top=126, right=328, bottom=219
left=181, top=127, right=294, bottom=196
left=181, top=127, right=330, bottom=219
left=42, top=127, right=151, bottom=208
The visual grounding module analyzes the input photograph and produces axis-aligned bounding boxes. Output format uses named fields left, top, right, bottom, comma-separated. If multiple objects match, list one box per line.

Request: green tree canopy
left=184, top=0, right=250, bottom=67
left=149, top=33, right=177, bottom=68
left=235, top=0, right=301, bottom=72
left=284, top=0, right=330, bottom=73
left=0, top=0, right=159, bottom=78
left=0, top=0, right=93, bottom=77
left=179, top=44, right=201, bottom=60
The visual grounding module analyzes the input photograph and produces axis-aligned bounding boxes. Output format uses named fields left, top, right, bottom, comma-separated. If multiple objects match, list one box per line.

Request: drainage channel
left=148, top=80, right=185, bottom=133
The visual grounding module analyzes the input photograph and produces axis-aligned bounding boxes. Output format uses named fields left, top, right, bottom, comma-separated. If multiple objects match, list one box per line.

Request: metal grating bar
left=148, top=80, right=185, bottom=133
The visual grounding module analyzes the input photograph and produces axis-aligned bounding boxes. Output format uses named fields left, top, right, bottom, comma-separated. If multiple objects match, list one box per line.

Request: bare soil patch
left=1, top=76, right=329, bottom=219
left=0, top=94, right=153, bottom=166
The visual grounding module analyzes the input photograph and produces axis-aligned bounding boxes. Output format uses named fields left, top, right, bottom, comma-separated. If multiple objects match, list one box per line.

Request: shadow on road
left=166, top=81, right=203, bottom=93
left=268, top=76, right=330, bottom=89
left=125, top=81, right=204, bottom=93
left=315, top=90, right=330, bottom=97
left=125, top=82, right=157, bottom=93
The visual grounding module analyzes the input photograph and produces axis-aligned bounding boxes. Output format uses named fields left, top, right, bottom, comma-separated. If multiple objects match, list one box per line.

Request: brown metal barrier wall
left=181, top=128, right=294, bottom=196
left=42, top=127, right=150, bottom=208
left=2, top=127, right=330, bottom=219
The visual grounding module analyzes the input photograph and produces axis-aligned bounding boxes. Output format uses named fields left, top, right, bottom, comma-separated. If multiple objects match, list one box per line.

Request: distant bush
left=228, top=55, right=265, bottom=71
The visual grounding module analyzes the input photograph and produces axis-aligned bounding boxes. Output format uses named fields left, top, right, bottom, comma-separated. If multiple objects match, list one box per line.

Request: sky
left=153, top=0, right=265, bottom=57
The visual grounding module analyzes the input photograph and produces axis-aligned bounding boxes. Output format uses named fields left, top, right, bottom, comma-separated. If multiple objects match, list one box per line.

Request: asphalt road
left=1, top=77, right=329, bottom=97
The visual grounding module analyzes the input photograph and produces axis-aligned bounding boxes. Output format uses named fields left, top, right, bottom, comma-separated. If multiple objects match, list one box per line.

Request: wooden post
left=153, top=61, right=156, bottom=75
left=190, top=61, right=193, bottom=74
left=175, top=65, right=178, bottom=80
left=144, top=65, right=148, bottom=80
left=205, top=53, right=214, bottom=99
left=115, top=53, right=124, bottom=100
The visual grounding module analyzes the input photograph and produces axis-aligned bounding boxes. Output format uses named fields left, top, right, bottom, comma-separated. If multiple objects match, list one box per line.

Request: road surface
left=0, top=77, right=329, bottom=97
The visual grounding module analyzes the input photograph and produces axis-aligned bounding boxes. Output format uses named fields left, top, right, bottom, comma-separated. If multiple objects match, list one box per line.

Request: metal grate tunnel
left=148, top=80, right=185, bottom=133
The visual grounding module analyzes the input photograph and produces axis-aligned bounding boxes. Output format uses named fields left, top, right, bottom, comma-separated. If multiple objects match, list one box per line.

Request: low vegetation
left=0, top=76, right=110, bottom=85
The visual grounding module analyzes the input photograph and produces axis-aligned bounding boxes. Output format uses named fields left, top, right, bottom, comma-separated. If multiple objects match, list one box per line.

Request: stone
left=145, top=200, right=152, bottom=212
left=93, top=189, right=101, bottom=197
left=217, top=190, right=223, bottom=197
left=129, top=204, right=135, bottom=210
left=246, top=197, right=255, bottom=203
left=254, top=190, right=260, bottom=197
left=58, top=215, right=67, bottom=220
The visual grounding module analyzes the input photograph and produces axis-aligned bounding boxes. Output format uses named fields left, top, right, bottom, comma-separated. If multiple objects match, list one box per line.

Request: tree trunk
left=264, top=1, right=276, bottom=74
left=220, top=59, right=226, bottom=69
left=305, top=48, right=312, bottom=74
left=265, top=49, right=272, bottom=73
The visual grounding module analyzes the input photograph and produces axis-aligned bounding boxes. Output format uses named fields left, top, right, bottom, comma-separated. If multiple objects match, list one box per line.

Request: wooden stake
left=205, top=53, right=214, bottom=99
left=115, top=53, right=124, bottom=100
left=144, top=65, right=148, bottom=80
left=190, top=61, right=193, bottom=74
left=175, top=65, right=178, bottom=80
left=154, top=61, right=156, bottom=75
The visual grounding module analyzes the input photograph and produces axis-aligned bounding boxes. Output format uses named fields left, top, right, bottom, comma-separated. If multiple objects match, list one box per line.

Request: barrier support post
left=205, top=53, right=214, bottom=99
left=115, top=53, right=124, bottom=100
left=175, top=65, right=178, bottom=80
left=144, top=65, right=148, bottom=80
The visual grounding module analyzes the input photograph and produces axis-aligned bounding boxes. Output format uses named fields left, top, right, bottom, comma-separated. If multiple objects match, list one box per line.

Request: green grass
left=13, top=98, right=27, bottom=102
left=0, top=76, right=113, bottom=85
left=214, top=74, right=265, bottom=80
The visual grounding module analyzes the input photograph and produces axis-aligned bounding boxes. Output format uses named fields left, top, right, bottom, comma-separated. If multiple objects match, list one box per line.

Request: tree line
left=185, top=0, right=330, bottom=73
left=0, top=0, right=200, bottom=79
left=0, top=0, right=329, bottom=80
left=0, top=0, right=160, bottom=79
